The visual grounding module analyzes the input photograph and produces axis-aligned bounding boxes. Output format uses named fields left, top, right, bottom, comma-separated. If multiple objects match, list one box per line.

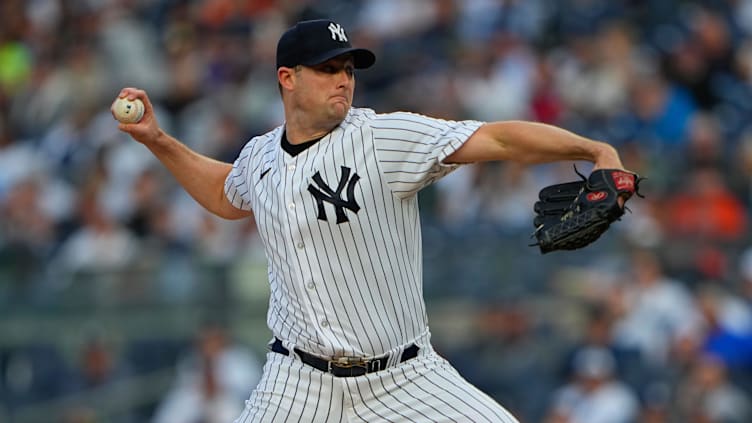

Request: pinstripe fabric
left=234, top=345, right=518, bottom=423
left=344, top=349, right=518, bottom=423
left=225, top=107, right=519, bottom=422
left=235, top=351, right=346, bottom=423
left=224, top=108, right=482, bottom=358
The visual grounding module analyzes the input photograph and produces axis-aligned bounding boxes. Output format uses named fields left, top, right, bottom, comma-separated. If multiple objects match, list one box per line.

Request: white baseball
left=111, top=97, right=145, bottom=123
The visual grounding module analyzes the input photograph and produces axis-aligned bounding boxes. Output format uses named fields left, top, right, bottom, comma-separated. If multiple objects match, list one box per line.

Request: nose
left=337, top=68, right=353, bottom=88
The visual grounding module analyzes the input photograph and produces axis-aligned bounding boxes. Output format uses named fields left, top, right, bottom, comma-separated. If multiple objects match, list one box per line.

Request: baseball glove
left=531, top=167, right=643, bottom=254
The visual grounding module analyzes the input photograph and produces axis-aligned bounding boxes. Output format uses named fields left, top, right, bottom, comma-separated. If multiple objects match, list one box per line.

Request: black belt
left=271, top=338, right=419, bottom=377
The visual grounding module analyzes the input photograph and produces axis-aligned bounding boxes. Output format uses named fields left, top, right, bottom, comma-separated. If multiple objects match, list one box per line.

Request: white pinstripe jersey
left=225, top=107, right=483, bottom=358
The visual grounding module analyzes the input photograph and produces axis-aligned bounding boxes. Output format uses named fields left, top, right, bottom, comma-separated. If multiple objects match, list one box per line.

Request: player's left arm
left=444, top=120, right=624, bottom=171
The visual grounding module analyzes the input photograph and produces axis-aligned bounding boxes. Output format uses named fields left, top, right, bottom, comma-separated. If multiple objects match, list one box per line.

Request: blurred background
left=1, top=0, right=752, bottom=422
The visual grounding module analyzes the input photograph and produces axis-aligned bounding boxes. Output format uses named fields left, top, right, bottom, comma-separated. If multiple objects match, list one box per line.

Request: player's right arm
left=114, top=88, right=252, bottom=220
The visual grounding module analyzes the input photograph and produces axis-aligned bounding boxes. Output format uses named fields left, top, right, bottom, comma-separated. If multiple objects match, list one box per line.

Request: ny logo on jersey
left=328, top=23, right=348, bottom=42
left=307, top=166, right=360, bottom=224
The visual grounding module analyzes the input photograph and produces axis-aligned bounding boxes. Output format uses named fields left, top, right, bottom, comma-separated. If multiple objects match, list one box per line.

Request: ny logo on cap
left=328, top=22, right=348, bottom=42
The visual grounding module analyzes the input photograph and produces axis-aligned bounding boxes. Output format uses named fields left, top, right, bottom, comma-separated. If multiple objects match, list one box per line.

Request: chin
left=331, top=103, right=350, bottom=119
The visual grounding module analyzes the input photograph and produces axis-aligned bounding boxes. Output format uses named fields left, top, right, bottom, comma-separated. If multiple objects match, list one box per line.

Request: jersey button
left=297, top=242, right=304, bottom=249
left=288, top=164, right=296, bottom=171
left=320, top=320, right=329, bottom=327
left=288, top=203, right=295, bottom=210
left=306, top=282, right=315, bottom=289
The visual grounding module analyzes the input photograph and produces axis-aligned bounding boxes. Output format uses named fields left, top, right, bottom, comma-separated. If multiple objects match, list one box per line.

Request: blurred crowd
left=2, top=0, right=752, bottom=422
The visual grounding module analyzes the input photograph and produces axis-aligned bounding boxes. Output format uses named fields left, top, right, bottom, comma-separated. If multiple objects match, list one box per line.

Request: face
left=282, top=55, right=356, bottom=126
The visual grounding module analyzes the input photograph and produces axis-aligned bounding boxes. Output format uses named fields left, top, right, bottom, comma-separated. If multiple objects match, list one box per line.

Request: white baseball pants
left=234, top=343, right=519, bottom=423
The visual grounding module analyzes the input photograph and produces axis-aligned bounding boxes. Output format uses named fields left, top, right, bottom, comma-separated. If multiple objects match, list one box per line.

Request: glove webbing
left=535, top=208, right=612, bottom=253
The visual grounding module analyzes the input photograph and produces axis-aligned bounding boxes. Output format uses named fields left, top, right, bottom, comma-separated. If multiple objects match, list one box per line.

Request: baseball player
left=115, top=19, right=631, bottom=423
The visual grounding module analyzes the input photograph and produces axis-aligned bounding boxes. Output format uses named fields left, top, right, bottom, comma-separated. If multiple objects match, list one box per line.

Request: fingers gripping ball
left=111, top=97, right=145, bottom=123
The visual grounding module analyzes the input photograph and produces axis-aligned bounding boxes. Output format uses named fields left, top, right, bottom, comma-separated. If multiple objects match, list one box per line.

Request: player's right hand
left=113, top=87, right=162, bottom=146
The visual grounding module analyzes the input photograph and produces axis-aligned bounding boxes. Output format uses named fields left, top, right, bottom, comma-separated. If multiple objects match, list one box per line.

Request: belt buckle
left=329, top=356, right=374, bottom=372
left=331, top=356, right=369, bottom=368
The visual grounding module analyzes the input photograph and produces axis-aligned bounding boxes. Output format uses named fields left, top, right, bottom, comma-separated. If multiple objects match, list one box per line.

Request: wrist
left=150, top=129, right=175, bottom=148
left=143, top=129, right=179, bottom=156
left=592, top=142, right=623, bottom=170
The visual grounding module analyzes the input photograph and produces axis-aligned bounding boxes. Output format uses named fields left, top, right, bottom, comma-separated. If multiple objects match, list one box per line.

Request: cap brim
left=301, top=47, right=376, bottom=69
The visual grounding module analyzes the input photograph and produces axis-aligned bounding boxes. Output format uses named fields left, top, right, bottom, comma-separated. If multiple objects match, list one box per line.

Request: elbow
left=213, top=204, right=253, bottom=220
left=200, top=194, right=252, bottom=220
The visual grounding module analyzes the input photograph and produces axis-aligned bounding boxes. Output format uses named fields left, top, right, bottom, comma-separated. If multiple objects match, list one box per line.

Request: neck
left=285, top=124, right=335, bottom=144
left=283, top=105, right=347, bottom=144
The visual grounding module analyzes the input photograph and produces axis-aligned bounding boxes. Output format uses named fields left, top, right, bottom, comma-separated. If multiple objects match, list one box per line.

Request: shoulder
left=230, top=126, right=282, bottom=168
left=257, top=125, right=284, bottom=145
left=371, top=110, right=473, bottom=134
left=339, top=107, right=376, bottom=129
left=240, top=125, right=283, bottom=153
left=372, top=110, right=433, bottom=125
left=347, top=107, right=437, bottom=127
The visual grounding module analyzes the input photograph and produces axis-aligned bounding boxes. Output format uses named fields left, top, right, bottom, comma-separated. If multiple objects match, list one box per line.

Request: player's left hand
left=530, top=167, right=645, bottom=254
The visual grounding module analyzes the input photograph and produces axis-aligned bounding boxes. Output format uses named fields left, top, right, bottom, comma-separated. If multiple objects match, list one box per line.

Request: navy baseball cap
left=276, top=20, right=375, bottom=69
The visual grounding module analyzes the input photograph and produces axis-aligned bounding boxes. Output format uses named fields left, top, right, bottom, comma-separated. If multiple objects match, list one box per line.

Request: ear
left=278, top=67, right=296, bottom=92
